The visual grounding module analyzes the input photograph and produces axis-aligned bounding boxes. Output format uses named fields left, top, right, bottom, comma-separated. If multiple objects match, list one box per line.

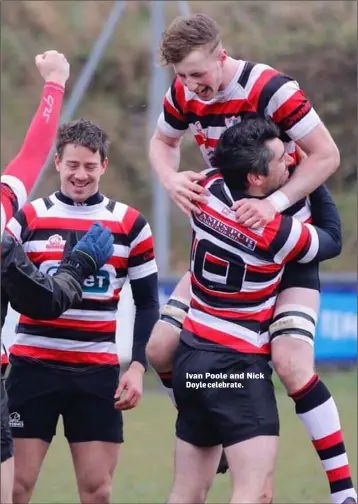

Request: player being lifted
left=146, top=12, right=356, bottom=504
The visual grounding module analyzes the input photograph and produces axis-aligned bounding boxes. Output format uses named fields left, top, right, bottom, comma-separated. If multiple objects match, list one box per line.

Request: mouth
left=71, top=181, right=89, bottom=189
left=196, top=86, right=211, bottom=99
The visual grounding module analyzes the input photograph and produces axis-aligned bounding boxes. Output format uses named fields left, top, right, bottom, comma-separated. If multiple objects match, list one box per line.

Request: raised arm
left=1, top=50, right=69, bottom=235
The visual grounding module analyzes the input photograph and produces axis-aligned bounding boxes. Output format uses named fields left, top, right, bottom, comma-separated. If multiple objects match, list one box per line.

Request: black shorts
left=279, top=261, right=320, bottom=292
left=172, top=342, right=279, bottom=448
left=6, top=357, right=123, bottom=444
left=1, top=378, right=14, bottom=463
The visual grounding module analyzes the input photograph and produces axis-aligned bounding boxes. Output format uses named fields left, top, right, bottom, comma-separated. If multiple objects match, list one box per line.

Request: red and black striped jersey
left=158, top=60, right=321, bottom=169
left=182, top=170, right=321, bottom=355
left=5, top=192, right=157, bottom=366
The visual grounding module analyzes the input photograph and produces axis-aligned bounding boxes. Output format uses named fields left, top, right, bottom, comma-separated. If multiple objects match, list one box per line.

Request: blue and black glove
left=58, top=222, right=114, bottom=283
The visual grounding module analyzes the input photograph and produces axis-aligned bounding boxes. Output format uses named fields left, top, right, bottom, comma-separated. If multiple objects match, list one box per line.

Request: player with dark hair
left=168, top=117, right=349, bottom=504
left=146, top=13, right=355, bottom=504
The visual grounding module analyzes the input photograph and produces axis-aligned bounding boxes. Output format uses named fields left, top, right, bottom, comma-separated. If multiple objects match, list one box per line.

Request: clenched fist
left=35, top=50, right=70, bottom=87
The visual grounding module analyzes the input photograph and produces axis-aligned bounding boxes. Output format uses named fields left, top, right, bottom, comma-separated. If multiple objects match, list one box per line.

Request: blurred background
left=1, top=1, right=356, bottom=502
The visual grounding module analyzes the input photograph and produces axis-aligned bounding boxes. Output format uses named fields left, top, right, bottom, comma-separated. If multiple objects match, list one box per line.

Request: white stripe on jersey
left=298, top=224, right=319, bottom=263
left=157, top=111, right=187, bottom=138
left=243, top=63, right=272, bottom=95
left=128, top=260, right=158, bottom=281
left=273, top=218, right=302, bottom=264
left=243, top=269, right=284, bottom=292
left=293, top=200, right=311, bottom=223
left=188, top=308, right=269, bottom=348
left=191, top=290, right=277, bottom=314
left=1, top=175, right=27, bottom=210
left=13, top=334, right=118, bottom=355
left=6, top=217, right=23, bottom=242
left=265, top=80, right=300, bottom=117
left=1, top=203, right=6, bottom=237
left=191, top=223, right=275, bottom=269
left=60, top=309, right=117, bottom=322
left=286, top=108, right=321, bottom=142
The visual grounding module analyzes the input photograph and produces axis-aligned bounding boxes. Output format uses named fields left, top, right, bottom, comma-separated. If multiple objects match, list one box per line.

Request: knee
left=260, top=486, right=273, bottom=504
left=146, top=305, right=184, bottom=372
left=169, top=481, right=210, bottom=504
left=79, top=479, right=111, bottom=504
left=13, top=475, right=33, bottom=502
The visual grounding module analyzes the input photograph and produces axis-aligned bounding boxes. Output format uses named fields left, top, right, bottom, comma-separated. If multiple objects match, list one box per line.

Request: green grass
left=30, top=370, right=357, bottom=503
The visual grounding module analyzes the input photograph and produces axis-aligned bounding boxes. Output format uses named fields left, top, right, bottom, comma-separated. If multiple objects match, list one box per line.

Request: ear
left=55, top=153, right=61, bottom=173
left=247, top=172, right=264, bottom=187
left=100, top=158, right=108, bottom=175
left=219, top=49, right=227, bottom=65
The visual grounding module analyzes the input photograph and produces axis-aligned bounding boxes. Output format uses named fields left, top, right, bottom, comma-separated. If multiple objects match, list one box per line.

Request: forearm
left=2, top=81, right=65, bottom=199
left=130, top=274, right=160, bottom=370
left=149, top=136, right=181, bottom=185
left=296, top=187, right=342, bottom=263
left=2, top=244, right=81, bottom=320
left=270, top=152, right=340, bottom=212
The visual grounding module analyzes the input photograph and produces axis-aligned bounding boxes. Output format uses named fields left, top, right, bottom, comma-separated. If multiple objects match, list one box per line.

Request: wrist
left=45, top=75, right=67, bottom=88
left=129, top=361, right=146, bottom=374
left=267, top=190, right=291, bottom=214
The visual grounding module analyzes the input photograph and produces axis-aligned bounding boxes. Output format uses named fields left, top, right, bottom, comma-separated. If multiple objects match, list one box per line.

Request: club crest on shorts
left=9, top=411, right=24, bottom=428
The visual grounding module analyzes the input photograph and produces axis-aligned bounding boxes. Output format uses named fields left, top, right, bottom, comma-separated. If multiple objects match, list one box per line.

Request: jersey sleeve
left=256, top=71, right=321, bottom=142
left=5, top=201, right=37, bottom=244
left=127, top=212, right=158, bottom=280
left=1, top=183, right=20, bottom=237
left=157, top=77, right=189, bottom=138
left=267, top=213, right=341, bottom=265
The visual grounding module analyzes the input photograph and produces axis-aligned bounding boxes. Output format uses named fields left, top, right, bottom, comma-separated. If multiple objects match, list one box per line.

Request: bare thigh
left=225, top=435, right=278, bottom=504
left=146, top=271, right=191, bottom=372
left=13, top=438, right=50, bottom=503
left=167, top=438, right=222, bottom=504
left=70, top=441, right=120, bottom=503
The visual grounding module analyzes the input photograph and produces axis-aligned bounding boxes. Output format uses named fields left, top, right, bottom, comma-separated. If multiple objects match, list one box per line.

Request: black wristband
left=56, top=250, right=97, bottom=284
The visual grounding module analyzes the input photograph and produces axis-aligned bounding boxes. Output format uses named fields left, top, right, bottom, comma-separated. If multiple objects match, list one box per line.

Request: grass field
left=30, top=369, right=357, bottom=503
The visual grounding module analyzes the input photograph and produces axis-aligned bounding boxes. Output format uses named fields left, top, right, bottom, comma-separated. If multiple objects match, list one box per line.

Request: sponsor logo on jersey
left=46, top=234, right=65, bottom=250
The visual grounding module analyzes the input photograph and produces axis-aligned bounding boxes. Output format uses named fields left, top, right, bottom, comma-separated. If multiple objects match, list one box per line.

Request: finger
left=239, top=216, right=265, bottom=228
left=176, top=196, right=202, bottom=215
left=186, top=171, right=207, bottom=181
left=114, top=380, right=126, bottom=400
left=185, top=182, right=208, bottom=195
left=236, top=209, right=257, bottom=224
left=178, top=188, right=207, bottom=203
left=114, top=388, right=136, bottom=410
left=122, top=393, right=140, bottom=411
left=231, top=199, right=248, bottom=211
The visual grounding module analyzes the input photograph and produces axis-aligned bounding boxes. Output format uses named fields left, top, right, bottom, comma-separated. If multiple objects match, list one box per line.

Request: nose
left=186, top=79, right=197, bottom=92
left=74, top=166, right=88, bottom=180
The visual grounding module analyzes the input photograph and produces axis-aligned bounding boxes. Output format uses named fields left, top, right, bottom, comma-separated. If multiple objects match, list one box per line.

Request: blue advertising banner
left=158, top=278, right=357, bottom=363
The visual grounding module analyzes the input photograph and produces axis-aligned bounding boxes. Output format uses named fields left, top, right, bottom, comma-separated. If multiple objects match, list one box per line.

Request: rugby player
left=4, top=119, right=159, bottom=504
left=168, top=117, right=345, bottom=504
left=146, top=13, right=355, bottom=503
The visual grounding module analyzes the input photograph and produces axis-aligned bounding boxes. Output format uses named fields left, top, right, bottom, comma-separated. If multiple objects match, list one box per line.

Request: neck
left=246, top=186, right=266, bottom=198
left=220, top=57, right=241, bottom=90
left=57, top=189, right=102, bottom=206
